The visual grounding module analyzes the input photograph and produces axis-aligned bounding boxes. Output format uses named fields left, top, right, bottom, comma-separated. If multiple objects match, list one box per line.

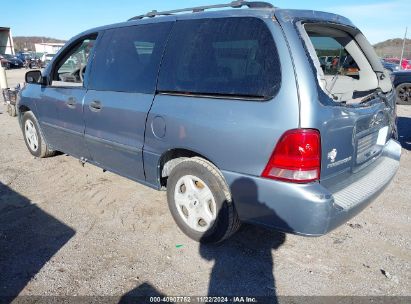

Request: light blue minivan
left=19, top=1, right=401, bottom=242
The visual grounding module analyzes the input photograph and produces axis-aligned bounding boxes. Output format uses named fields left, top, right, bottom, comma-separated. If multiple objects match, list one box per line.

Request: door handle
left=89, top=100, right=102, bottom=112
left=66, top=97, right=76, bottom=109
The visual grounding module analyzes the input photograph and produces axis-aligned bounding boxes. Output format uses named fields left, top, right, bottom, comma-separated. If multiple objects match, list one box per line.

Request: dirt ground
left=0, top=69, right=410, bottom=301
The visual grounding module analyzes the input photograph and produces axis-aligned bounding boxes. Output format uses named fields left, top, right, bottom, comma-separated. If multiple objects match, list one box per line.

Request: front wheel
left=167, top=157, right=240, bottom=243
left=22, top=111, right=54, bottom=158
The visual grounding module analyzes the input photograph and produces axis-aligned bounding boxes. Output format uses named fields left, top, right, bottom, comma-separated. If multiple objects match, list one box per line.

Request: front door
left=84, top=22, right=173, bottom=181
left=36, top=35, right=97, bottom=158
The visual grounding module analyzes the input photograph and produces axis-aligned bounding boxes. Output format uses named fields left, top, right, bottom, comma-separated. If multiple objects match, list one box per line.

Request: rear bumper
left=222, top=139, right=401, bottom=236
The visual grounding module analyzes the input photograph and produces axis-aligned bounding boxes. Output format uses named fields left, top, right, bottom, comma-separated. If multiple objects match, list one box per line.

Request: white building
left=0, top=27, right=15, bottom=54
left=34, top=42, right=65, bottom=54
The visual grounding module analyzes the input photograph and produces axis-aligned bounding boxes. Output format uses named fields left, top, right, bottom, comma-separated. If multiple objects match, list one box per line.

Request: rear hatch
left=281, top=14, right=396, bottom=184
left=320, top=101, right=394, bottom=186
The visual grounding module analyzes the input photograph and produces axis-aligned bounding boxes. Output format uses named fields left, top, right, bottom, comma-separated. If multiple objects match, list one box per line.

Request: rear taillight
left=262, top=129, right=321, bottom=183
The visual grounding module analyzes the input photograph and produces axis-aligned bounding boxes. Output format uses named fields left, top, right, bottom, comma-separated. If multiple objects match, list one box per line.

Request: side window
left=52, top=37, right=96, bottom=86
left=157, top=17, right=281, bottom=99
left=89, top=22, right=173, bottom=93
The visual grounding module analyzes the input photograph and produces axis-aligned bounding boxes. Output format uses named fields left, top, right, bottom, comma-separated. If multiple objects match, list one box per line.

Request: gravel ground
left=0, top=69, right=410, bottom=301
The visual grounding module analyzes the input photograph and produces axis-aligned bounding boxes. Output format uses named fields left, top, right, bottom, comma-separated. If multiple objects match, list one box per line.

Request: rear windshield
left=311, top=37, right=359, bottom=77
left=303, top=23, right=380, bottom=104
left=157, top=17, right=281, bottom=99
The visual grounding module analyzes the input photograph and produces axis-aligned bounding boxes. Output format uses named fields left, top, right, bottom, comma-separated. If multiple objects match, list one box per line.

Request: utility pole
left=399, top=26, right=408, bottom=70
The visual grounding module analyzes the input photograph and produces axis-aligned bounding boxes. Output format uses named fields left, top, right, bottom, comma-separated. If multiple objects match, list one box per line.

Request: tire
left=7, top=104, right=17, bottom=117
left=167, top=157, right=240, bottom=243
left=22, top=111, right=55, bottom=158
left=396, top=83, right=411, bottom=105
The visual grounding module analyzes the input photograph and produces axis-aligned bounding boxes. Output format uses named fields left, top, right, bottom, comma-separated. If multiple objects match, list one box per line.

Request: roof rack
left=128, top=1, right=274, bottom=21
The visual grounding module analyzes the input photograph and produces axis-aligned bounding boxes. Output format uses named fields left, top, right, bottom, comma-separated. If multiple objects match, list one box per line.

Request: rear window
left=89, top=22, right=172, bottom=93
left=157, top=17, right=281, bottom=99
left=308, top=34, right=360, bottom=78
left=303, top=23, right=380, bottom=103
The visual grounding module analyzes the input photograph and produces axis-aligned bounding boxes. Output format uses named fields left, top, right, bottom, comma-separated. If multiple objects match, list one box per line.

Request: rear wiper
left=359, top=90, right=379, bottom=104
left=376, top=89, right=392, bottom=109
left=359, top=88, right=391, bottom=108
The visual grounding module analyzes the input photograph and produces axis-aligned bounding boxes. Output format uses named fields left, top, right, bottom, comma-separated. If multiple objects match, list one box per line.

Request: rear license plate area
left=356, top=126, right=388, bottom=165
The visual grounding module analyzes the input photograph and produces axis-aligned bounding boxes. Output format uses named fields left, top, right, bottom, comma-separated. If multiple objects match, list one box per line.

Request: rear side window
left=158, top=17, right=281, bottom=99
left=89, top=22, right=172, bottom=93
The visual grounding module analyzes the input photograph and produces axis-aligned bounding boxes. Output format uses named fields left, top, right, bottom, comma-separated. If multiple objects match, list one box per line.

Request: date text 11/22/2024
left=149, top=296, right=258, bottom=302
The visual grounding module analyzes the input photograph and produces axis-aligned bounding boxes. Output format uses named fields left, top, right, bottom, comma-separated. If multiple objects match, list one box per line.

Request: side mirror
left=25, top=70, right=44, bottom=85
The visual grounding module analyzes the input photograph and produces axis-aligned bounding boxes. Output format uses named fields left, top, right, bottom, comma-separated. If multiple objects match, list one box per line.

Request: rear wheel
left=396, top=83, right=411, bottom=105
left=22, top=111, right=54, bottom=158
left=167, top=157, right=240, bottom=243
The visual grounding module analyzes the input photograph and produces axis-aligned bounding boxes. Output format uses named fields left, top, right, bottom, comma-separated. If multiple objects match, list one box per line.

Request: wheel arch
left=395, top=81, right=411, bottom=87
left=19, top=104, right=31, bottom=114
left=158, top=148, right=217, bottom=188
left=17, top=105, right=31, bottom=127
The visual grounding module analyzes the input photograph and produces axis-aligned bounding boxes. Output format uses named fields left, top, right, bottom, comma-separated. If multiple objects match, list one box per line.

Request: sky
left=2, top=0, right=410, bottom=44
